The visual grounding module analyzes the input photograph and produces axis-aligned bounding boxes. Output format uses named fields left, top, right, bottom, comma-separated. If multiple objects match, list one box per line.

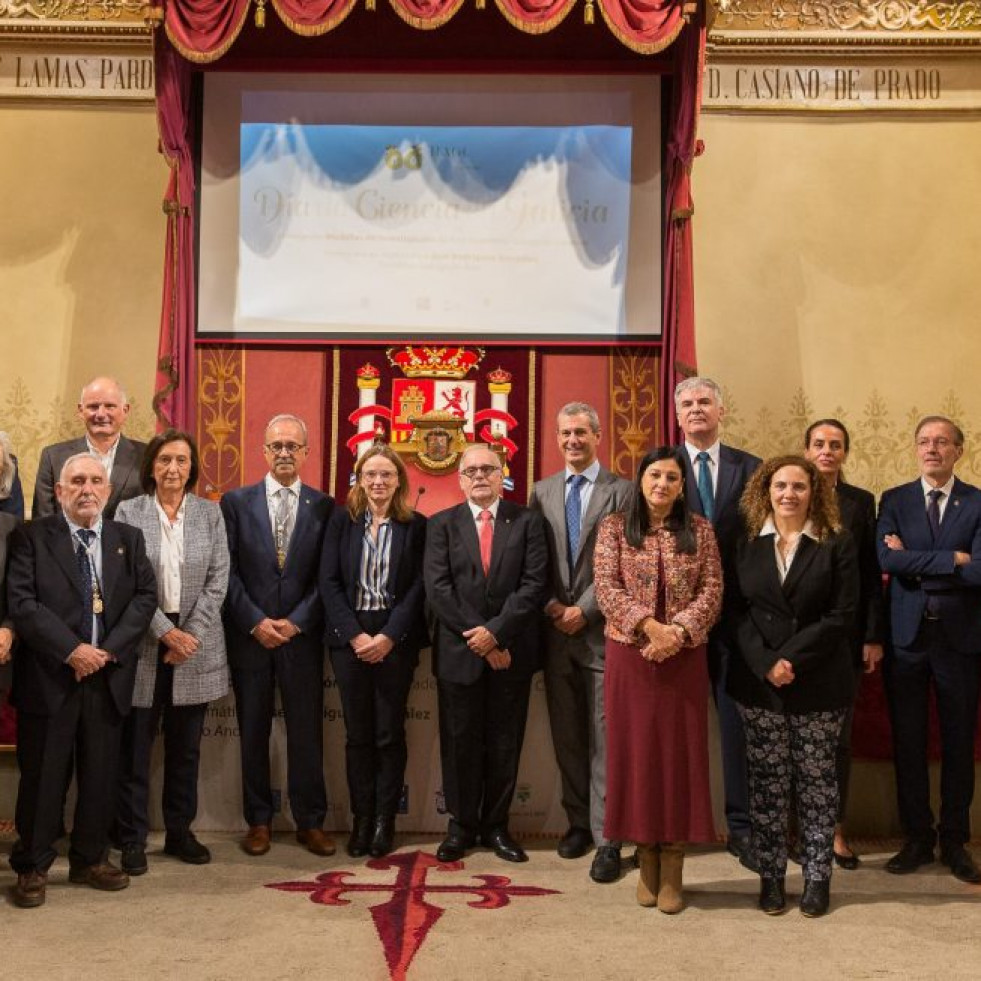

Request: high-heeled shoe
left=799, top=879, right=830, bottom=917
left=833, top=848, right=860, bottom=871
left=758, top=877, right=786, bottom=915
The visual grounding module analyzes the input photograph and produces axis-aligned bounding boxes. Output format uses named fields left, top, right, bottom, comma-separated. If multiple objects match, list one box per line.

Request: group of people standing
left=1, top=374, right=979, bottom=920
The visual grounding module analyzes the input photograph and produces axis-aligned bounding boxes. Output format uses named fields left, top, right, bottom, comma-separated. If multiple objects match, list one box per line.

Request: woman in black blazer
left=320, top=445, right=428, bottom=858
left=804, top=419, right=885, bottom=869
left=729, top=455, right=859, bottom=918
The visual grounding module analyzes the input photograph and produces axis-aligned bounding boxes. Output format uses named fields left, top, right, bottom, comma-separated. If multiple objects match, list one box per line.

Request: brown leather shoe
left=297, top=828, right=336, bottom=857
left=68, top=861, right=129, bottom=891
left=242, top=824, right=272, bottom=856
left=13, top=871, right=48, bottom=908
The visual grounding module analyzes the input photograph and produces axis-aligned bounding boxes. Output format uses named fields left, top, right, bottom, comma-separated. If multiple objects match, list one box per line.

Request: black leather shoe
left=799, top=879, right=830, bottom=917
left=347, top=816, right=374, bottom=858
left=164, top=833, right=211, bottom=865
left=833, top=849, right=860, bottom=871
left=589, top=845, right=621, bottom=883
left=940, top=844, right=981, bottom=884
left=120, top=843, right=148, bottom=876
left=481, top=829, right=528, bottom=863
left=557, top=826, right=593, bottom=860
left=436, top=833, right=473, bottom=863
left=758, top=877, right=786, bottom=915
left=886, top=840, right=935, bottom=874
left=369, top=815, right=396, bottom=858
left=726, top=835, right=759, bottom=873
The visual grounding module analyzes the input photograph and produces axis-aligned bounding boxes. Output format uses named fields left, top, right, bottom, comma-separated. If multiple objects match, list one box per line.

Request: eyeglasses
left=362, top=470, right=398, bottom=483
left=460, top=465, right=501, bottom=479
left=265, top=442, right=306, bottom=455
left=916, top=437, right=954, bottom=449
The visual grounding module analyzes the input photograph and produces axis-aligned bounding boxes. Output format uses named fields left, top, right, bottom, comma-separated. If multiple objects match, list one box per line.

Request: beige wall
left=694, top=111, right=981, bottom=496
left=0, top=102, right=165, bottom=507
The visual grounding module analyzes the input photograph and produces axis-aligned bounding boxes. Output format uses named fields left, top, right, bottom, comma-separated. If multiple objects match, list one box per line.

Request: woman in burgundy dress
left=594, top=446, right=722, bottom=913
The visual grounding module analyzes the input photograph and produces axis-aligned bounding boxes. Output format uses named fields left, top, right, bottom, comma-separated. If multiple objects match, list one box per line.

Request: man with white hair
left=32, top=376, right=146, bottom=519
left=7, top=453, right=156, bottom=908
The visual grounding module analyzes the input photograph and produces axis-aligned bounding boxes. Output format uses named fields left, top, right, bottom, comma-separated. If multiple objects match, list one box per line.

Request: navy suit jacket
left=424, top=499, right=547, bottom=684
left=221, top=480, right=333, bottom=670
left=877, top=477, right=981, bottom=652
left=6, top=515, right=157, bottom=716
left=319, top=508, right=428, bottom=655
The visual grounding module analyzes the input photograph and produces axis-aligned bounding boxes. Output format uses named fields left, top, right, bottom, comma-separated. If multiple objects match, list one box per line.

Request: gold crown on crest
left=386, top=345, right=484, bottom=380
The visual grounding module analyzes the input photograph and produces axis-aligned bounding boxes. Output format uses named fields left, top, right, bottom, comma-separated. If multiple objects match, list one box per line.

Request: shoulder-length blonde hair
left=740, top=454, right=840, bottom=541
left=346, top=444, right=413, bottom=522
left=0, top=430, right=16, bottom=500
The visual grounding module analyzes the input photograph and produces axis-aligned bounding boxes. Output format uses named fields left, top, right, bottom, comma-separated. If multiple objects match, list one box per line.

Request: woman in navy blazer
left=320, top=445, right=428, bottom=859
left=729, top=455, right=859, bottom=919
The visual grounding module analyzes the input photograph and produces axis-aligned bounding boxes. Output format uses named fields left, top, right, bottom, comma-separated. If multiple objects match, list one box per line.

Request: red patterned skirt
left=603, top=638, right=716, bottom=844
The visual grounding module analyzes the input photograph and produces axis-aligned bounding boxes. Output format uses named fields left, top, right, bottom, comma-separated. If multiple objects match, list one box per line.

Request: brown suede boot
left=636, top=844, right=660, bottom=907
left=657, top=843, right=685, bottom=914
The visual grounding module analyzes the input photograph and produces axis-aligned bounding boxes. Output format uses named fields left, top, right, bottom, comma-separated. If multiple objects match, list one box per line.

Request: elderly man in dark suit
left=221, top=413, right=335, bottom=858
left=32, top=377, right=146, bottom=520
left=530, top=402, right=631, bottom=882
left=6, top=453, right=156, bottom=908
left=425, top=444, right=548, bottom=864
left=878, top=415, right=981, bottom=884
left=674, top=375, right=761, bottom=870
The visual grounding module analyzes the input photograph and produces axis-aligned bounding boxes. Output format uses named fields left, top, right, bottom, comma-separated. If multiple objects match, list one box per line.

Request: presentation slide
left=199, top=74, right=662, bottom=341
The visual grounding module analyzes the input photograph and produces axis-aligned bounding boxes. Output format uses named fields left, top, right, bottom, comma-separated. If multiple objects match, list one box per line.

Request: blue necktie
left=696, top=451, right=714, bottom=521
left=927, top=489, right=943, bottom=541
left=75, top=529, right=102, bottom=644
left=566, top=474, right=588, bottom=572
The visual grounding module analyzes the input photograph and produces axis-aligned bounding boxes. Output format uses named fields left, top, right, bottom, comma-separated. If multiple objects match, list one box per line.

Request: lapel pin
left=117, top=547, right=125, bottom=554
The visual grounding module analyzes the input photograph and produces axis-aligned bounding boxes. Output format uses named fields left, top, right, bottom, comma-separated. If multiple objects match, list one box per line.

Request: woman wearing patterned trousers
left=729, top=456, right=859, bottom=917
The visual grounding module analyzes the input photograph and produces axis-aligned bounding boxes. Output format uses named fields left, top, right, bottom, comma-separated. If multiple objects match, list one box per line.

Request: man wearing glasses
left=878, top=416, right=981, bottom=884
left=221, top=414, right=335, bottom=858
left=424, top=444, right=547, bottom=863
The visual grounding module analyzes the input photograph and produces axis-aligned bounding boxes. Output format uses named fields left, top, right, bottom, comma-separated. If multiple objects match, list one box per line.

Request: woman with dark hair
left=803, top=419, right=884, bottom=869
left=0, top=431, right=25, bottom=518
left=731, top=455, right=858, bottom=918
left=594, top=447, right=722, bottom=913
left=114, top=430, right=230, bottom=874
left=320, top=444, right=428, bottom=858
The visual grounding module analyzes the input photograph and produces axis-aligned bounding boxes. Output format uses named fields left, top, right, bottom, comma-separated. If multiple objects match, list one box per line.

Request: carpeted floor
left=2, top=834, right=980, bottom=980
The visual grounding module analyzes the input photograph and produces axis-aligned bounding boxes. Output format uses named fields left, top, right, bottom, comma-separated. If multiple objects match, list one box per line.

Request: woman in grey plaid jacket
left=114, top=430, right=230, bottom=874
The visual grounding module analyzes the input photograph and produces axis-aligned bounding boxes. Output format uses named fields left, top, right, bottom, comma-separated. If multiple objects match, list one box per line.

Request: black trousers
left=884, top=619, right=981, bottom=848
left=11, top=673, right=122, bottom=873
left=116, top=658, right=208, bottom=846
left=230, top=639, right=327, bottom=830
left=330, top=610, right=417, bottom=819
left=437, top=669, right=532, bottom=839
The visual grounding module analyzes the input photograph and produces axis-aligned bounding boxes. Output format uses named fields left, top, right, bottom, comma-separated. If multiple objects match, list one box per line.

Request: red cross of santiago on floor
left=267, top=849, right=559, bottom=981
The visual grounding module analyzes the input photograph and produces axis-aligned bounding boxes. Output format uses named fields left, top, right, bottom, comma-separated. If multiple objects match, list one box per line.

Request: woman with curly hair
left=594, top=447, right=722, bottom=913
left=730, top=455, right=859, bottom=918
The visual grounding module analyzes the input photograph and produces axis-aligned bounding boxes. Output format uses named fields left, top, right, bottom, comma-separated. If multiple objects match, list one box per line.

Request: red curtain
left=388, top=0, right=466, bottom=30
left=271, top=0, right=358, bottom=34
left=153, top=29, right=197, bottom=431
left=658, top=2, right=704, bottom=445
left=598, top=0, right=685, bottom=55
left=165, top=0, right=252, bottom=63
left=494, top=0, right=575, bottom=33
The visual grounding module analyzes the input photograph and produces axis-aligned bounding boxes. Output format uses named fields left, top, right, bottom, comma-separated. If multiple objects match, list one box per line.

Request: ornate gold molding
left=710, top=1, right=981, bottom=49
left=0, top=0, right=150, bottom=40
left=609, top=348, right=660, bottom=480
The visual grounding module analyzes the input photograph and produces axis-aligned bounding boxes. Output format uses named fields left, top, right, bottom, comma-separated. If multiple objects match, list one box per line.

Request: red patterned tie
left=479, top=509, right=493, bottom=575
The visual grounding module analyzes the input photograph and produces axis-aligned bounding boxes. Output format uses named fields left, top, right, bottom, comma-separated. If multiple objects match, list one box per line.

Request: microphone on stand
left=413, top=486, right=427, bottom=509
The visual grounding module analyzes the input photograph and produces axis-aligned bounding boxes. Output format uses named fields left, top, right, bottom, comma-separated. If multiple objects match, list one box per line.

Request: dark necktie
left=696, top=451, right=714, bottom=521
left=927, top=489, right=944, bottom=541
left=566, top=474, right=588, bottom=572
left=75, top=528, right=103, bottom=644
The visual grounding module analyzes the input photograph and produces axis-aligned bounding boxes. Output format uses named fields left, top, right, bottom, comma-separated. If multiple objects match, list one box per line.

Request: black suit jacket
left=680, top=443, right=761, bottom=613
left=320, top=508, right=428, bottom=655
left=836, top=481, right=885, bottom=657
left=0, top=511, right=18, bottom=689
left=729, top=530, right=859, bottom=713
left=6, top=515, right=157, bottom=716
left=32, top=435, right=146, bottom=520
left=221, top=480, right=333, bottom=670
left=877, top=477, right=981, bottom=652
left=424, top=500, right=547, bottom=684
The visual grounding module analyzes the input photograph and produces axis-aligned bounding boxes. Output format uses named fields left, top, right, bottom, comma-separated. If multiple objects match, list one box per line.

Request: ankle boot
left=347, top=816, right=374, bottom=858
left=636, top=844, right=660, bottom=907
left=657, top=843, right=685, bottom=914
left=369, top=815, right=396, bottom=858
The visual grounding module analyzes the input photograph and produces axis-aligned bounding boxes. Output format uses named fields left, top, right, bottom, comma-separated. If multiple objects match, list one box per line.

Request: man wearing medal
left=6, top=453, right=157, bottom=908
left=221, top=414, right=335, bottom=858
